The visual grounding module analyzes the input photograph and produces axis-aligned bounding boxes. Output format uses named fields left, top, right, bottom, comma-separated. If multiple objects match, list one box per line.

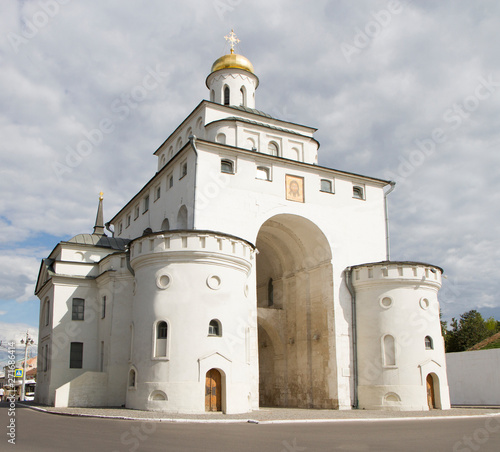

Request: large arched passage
left=256, top=214, right=337, bottom=409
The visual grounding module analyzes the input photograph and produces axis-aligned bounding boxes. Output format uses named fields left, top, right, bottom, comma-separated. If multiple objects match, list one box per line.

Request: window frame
left=425, top=336, right=434, bottom=350
left=320, top=179, right=333, bottom=194
left=221, top=159, right=235, bottom=174
left=353, top=185, right=365, bottom=200
left=256, top=165, right=271, bottom=181
left=71, top=298, right=85, bottom=321
left=69, top=342, right=83, bottom=369
left=143, top=195, right=150, bottom=214
left=208, top=319, right=222, bottom=337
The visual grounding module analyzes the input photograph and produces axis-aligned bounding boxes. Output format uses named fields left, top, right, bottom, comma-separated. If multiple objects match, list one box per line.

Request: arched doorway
left=426, top=374, right=436, bottom=409
left=205, top=369, right=222, bottom=412
left=256, top=214, right=336, bottom=409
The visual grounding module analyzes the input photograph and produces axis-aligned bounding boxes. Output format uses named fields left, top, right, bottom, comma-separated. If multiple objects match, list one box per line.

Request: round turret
left=206, top=31, right=259, bottom=109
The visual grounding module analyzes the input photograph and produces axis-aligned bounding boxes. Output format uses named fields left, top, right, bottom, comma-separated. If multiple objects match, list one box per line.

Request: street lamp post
left=20, top=332, right=35, bottom=402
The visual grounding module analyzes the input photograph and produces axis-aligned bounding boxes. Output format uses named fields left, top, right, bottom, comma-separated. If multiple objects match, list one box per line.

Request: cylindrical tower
left=126, top=230, right=257, bottom=413
left=352, top=261, right=451, bottom=411
left=206, top=50, right=259, bottom=109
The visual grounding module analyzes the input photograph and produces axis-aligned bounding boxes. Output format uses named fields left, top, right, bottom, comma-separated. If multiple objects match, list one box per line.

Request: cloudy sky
left=1, top=0, right=499, bottom=363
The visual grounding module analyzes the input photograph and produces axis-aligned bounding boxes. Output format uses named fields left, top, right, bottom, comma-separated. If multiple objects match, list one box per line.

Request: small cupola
left=206, top=30, right=259, bottom=109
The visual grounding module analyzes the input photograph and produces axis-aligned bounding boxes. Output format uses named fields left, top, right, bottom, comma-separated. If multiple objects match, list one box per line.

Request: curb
left=18, top=404, right=500, bottom=425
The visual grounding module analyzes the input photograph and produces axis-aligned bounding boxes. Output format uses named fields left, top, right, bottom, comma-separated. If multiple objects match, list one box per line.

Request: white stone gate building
left=35, top=37, right=450, bottom=413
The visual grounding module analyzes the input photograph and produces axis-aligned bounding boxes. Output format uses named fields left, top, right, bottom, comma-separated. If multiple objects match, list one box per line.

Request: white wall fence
left=446, top=349, right=500, bottom=406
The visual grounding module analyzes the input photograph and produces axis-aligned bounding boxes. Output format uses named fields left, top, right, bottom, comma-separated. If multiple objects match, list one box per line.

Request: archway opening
left=256, top=214, right=335, bottom=409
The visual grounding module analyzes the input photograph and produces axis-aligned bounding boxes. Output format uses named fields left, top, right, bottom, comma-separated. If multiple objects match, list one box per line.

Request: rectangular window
left=320, top=179, right=333, bottom=193
left=155, top=185, right=161, bottom=201
left=256, top=166, right=271, bottom=181
left=134, top=205, right=140, bottom=219
left=69, top=342, right=83, bottom=369
left=118, top=222, right=123, bottom=235
left=168, top=174, right=174, bottom=189
left=72, top=298, right=85, bottom=321
left=126, top=214, right=131, bottom=228
left=143, top=195, right=150, bottom=213
left=101, top=296, right=106, bottom=319
left=180, top=161, right=188, bottom=179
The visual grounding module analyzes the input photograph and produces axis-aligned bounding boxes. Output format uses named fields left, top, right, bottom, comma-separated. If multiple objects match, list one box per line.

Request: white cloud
left=0, top=0, right=499, bottom=326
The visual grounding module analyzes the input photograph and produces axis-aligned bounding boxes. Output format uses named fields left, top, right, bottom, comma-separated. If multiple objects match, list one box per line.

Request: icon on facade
left=285, top=174, right=304, bottom=203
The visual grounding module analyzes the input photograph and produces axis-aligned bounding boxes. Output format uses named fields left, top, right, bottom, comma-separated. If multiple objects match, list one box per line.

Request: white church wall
left=446, top=349, right=500, bottom=405
left=114, top=147, right=197, bottom=239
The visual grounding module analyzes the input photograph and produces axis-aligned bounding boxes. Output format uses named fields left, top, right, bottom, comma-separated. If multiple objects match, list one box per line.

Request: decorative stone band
left=351, top=260, right=442, bottom=290
left=129, top=230, right=255, bottom=274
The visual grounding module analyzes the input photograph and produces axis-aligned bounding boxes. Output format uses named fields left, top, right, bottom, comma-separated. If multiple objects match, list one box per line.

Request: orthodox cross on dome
left=224, top=29, right=240, bottom=54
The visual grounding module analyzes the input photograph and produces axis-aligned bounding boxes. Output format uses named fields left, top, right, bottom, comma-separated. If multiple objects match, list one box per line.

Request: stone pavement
left=18, top=402, right=500, bottom=424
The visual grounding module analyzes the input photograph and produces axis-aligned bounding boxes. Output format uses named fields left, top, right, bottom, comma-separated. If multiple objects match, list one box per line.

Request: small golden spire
left=99, top=191, right=104, bottom=201
left=224, top=29, right=240, bottom=54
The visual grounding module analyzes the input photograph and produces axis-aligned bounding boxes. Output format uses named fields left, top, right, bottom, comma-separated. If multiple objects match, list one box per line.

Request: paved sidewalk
left=18, top=402, right=500, bottom=424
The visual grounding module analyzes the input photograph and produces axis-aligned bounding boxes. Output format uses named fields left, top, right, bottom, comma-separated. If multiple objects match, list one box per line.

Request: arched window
left=160, top=154, right=166, bottom=167
left=246, top=138, right=257, bottom=151
left=383, top=334, right=396, bottom=366
left=320, top=179, right=333, bottom=193
left=155, top=321, right=168, bottom=358
left=221, top=159, right=234, bottom=174
left=291, top=147, right=300, bottom=160
left=353, top=186, right=364, bottom=199
left=161, top=218, right=170, bottom=231
left=168, top=146, right=173, bottom=159
left=268, top=142, right=279, bottom=156
left=128, top=368, right=136, bottom=388
left=176, top=137, right=182, bottom=150
left=177, top=205, right=188, bottom=229
left=425, top=336, right=434, bottom=350
left=240, top=86, right=246, bottom=106
left=224, top=86, right=230, bottom=105
left=268, top=278, right=274, bottom=307
left=208, top=319, right=222, bottom=337
left=216, top=133, right=226, bottom=144
left=185, top=127, right=193, bottom=142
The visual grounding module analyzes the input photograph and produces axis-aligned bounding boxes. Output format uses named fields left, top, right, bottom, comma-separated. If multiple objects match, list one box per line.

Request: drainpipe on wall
left=124, top=244, right=135, bottom=277
left=345, top=267, right=358, bottom=409
left=188, top=135, right=199, bottom=228
left=384, top=181, right=396, bottom=260
left=105, top=221, right=114, bottom=237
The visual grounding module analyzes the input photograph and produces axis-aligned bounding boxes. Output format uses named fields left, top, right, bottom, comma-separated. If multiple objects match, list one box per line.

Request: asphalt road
left=2, top=403, right=500, bottom=452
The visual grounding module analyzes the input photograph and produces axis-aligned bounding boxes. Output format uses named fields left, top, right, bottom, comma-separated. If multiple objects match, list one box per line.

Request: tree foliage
left=444, top=310, right=499, bottom=352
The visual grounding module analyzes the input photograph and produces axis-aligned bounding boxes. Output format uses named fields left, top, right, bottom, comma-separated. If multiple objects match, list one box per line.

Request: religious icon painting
left=285, top=174, right=304, bottom=203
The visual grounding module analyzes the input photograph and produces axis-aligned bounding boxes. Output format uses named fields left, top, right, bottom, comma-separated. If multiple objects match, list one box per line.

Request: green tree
left=445, top=310, right=490, bottom=352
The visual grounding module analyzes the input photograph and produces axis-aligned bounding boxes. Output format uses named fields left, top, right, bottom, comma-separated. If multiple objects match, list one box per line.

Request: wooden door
left=426, top=374, right=436, bottom=409
left=205, top=369, right=221, bottom=412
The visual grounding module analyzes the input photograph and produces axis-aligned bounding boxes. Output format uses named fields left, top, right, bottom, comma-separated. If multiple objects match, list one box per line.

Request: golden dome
left=210, top=52, right=255, bottom=74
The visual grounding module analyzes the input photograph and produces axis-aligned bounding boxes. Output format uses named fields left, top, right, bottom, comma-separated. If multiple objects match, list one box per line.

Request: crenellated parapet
left=129, top=230, right=255, bottom=274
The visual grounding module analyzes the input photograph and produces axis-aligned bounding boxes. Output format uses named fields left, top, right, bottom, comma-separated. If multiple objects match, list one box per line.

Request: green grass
left=481, top=339, right=500, bottom=350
